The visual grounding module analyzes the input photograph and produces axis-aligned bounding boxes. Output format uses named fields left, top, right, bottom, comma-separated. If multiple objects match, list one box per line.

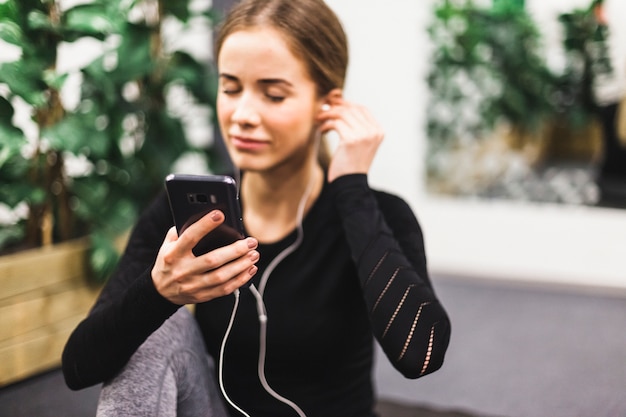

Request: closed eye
left=222, top=88, right=241, bottom=95
left=266, top=94, right=285, bottom=103
left=219, top=73, right=241, bottom=95
left=260, top=79, right=290, bottom=103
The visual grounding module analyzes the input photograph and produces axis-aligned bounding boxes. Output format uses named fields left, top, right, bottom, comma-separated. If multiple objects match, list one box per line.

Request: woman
left=62, top=0, right=451, bottom=416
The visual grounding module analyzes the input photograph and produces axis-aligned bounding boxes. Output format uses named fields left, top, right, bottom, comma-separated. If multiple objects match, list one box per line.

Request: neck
left=241, top=160, right=324, bottom=243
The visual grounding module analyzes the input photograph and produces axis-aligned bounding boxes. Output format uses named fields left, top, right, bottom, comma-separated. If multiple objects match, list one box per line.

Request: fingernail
left=211, top=210, right=222, bottom=221
left=248, top=265, right=258, bottom=276
left=246, top=237, right=257, bottom=249
left=248, top=250, right=259, bottom=261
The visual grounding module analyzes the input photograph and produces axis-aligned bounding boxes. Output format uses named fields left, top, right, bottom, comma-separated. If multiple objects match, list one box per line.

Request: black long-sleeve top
left=62, top=174, right=451, bottom=417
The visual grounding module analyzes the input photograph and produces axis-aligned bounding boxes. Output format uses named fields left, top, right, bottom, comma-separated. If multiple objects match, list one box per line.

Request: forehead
left=218, top=27, right=310, bottom=81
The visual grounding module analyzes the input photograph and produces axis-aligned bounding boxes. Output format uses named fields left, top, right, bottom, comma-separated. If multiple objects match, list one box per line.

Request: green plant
left=425, top=0, right=618, bottom=183
left=556, top=0, right=614, bottom=127
left=0, top=0, right=218, bottom=281
left=426, top=0, right=557, bottom=157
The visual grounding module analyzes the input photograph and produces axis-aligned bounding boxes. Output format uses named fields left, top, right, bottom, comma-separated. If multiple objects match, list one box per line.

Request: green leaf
left=97, top=196, right=136, bottom=234
left=165, top=52, right=215, bottom=104
left=201, top=8, right=221, bottom=25
left=42, top=117, right=88, bottom=155
left=42, top=70, right=68, bottom=91
left=0, top=181, right=43, bottom=207
left=163, top=0, right=191, bottom=22
left=62, top=3, right=114, bottom=39
left=0, top=142, right=23, bottom=172
left=27, top=9, right=56, bottom=32
left=0, top=224, right=25, bottom=252
left=0, top=1, right=19, bottom=24
left=111, top=23, right=153, bottom=79
left=70, top=175, right=137, bottom=239
left=0, top=61, right=47, bottom=106
left=70, top=176, right=109, bottom=211
left=43, top=113, right=111, bottom=157
left=0, top=123, right=26, bottom=164
left=0, top=21, right=23, bottom=46
left=88, top=231, right=121, bottom=283
left=81, top=56, right=120, bottom=106
left=0, top=96, right=15, bottom=122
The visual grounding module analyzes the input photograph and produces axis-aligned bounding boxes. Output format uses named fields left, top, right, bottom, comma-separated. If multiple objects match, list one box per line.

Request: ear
left=319, top=88, right=343, bottom=112
left=325, top=88, right=343, bottom=104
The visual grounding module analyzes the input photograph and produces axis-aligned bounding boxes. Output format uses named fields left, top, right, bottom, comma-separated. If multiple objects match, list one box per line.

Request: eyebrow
left=258, top=78, right=293, bottom=87
left=219, top=73, right=293, bottom=87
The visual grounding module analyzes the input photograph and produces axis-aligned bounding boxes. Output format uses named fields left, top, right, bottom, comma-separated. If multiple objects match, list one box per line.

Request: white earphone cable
left=220, top=163, right=317, bottom=416
left=249, top=285, right=306, bottom=417
left=218, top=289, right=250, bottom=417
left=247, top=172, right=316, bottom=417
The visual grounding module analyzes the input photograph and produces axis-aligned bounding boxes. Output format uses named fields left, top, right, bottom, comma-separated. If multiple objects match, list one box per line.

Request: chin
left=229, top=155, right=270, bottom=173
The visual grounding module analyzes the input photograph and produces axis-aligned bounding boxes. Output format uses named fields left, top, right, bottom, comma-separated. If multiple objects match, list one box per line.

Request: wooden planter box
left=0, top=239, right=101, bottom=387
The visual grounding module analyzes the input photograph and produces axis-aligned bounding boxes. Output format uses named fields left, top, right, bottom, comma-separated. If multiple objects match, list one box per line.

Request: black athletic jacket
left=62, top=174, right=451, bottom=417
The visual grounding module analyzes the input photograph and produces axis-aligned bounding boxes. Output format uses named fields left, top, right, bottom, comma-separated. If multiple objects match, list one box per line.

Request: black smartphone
left=165, top=174, right=245, bottom=256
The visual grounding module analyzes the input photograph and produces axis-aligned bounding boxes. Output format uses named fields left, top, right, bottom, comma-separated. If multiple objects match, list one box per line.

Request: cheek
left=272, top=105, right=316, bottom=136
left=216, top=97, right=232, bottom=126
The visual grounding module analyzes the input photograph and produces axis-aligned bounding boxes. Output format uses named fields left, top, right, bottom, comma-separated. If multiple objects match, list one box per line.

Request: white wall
left=325, top=0, right=626, bottom=290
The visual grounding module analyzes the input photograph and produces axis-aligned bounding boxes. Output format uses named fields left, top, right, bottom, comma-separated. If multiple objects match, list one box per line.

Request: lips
left=230, top=135, right=269, bottom=151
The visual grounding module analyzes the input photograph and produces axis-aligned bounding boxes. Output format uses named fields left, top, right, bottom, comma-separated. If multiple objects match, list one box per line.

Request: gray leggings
left=96, top=308, right=229, bottom=417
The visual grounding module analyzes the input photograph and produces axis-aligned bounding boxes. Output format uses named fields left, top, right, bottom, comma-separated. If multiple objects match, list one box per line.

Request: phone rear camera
left=188, top=193, right=209, bottom=204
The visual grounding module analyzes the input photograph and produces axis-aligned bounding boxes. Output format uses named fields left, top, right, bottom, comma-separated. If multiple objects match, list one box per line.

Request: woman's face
left=217, top=27, right=323, bottom=174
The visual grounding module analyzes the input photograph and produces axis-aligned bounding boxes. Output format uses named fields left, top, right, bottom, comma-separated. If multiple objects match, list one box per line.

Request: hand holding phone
left=153, top=174, right=256, bottom=304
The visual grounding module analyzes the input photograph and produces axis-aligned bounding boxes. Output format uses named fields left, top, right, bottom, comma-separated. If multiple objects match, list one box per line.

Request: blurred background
left=328, top=1, right=626, bottom=415
left=1, top=0, right=625, bottom=416
left=327, top=0, right=626, bottom=291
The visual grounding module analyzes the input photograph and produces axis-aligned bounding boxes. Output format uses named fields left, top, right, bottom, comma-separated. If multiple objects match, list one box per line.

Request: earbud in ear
left=321, top=104, right=331, bottom=112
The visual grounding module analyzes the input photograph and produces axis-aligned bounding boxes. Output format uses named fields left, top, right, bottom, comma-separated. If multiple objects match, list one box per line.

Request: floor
left=373, top=275, right=626, bottom=417
left=1, top=274, right=625, bottom=417
left=0, top=368, right=472, bottom=417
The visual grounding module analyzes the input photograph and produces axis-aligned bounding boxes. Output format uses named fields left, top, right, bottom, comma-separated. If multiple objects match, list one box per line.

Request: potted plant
left=424, top=0, right=622, bottom=204
left=425, top=0, right=558, bottom=196
left=0, top=0, right=217, bottom=385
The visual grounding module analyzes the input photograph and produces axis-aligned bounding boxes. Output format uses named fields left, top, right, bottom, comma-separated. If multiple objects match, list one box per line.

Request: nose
left=231, top=93, right=261, bottom=127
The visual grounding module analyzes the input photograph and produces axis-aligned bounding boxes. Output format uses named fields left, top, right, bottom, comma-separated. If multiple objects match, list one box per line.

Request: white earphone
left=218, top=169, right=315, bottom=417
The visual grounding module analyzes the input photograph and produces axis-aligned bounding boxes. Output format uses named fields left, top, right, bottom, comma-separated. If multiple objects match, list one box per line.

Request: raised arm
left=330, top=174, right=451, bottom=378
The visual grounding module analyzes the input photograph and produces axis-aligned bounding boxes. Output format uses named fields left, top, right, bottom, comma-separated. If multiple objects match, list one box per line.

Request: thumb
left=164, top=226, right=179, bottom=243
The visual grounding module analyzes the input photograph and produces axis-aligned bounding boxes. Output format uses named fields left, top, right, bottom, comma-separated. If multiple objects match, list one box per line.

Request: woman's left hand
left=317, top=96, right=384, bottom=183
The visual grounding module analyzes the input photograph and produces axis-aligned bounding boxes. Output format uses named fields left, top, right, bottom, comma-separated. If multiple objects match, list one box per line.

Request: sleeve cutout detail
left=397, top=301, right=431, bottom=361
left=364, top=251, right=389, bottom=288
left=420, top=325, right=437, bottom=376
left=382, top=284, right=416, bottom=339
left=371, top=267, right=403, bottom=313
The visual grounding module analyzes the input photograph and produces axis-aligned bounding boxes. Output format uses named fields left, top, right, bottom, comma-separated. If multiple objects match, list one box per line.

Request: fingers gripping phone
left=165, top=174, right=245, bottom=256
